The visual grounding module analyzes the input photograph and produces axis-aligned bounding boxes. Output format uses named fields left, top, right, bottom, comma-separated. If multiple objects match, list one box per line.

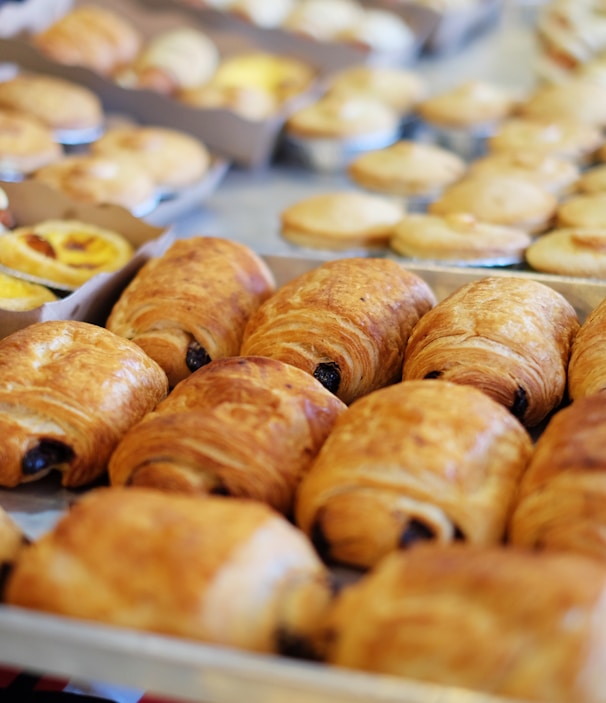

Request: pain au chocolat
left=6, top=487, right=333, bottom=657
left=295, top=379, right=531, bottom=569
left=106, top=237, right=276, bottom=388
left=509, top=393, right=606, bottom=561
left=402, top=276, right=580, bottom=427
left=568, top=294, right=606, bottom=401
left=240, top=258, right=436, bottom=404
left=109, top=356, right=346, bottom=515
left=0, top=320, right=168, bottom=488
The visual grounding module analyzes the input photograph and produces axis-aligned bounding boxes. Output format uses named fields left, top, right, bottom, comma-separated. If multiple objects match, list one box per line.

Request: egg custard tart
left=0, top=220, right=134, bottom=288
left=0, top=271, right=57, bottom=310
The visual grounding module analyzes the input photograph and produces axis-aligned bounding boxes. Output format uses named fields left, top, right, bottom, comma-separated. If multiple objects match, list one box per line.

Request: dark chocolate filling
left=22, top=440, right=74, bottom=476
left=511, top=385, right=528, bottom=421
left=0, top=561, right=13, bottom=602
left=186, top=342, right=211, bottom=373
left=313, top=362, right=341, bottom=395
left=275, top=627, right=320, bottom=661
left=423, top=370, right=443, bottom=379
left=310, top=518, right=333, bottom=563
left=399, top=518, right=435, bottom=548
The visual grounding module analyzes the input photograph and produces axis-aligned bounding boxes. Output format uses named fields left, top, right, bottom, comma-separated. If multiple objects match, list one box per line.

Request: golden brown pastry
left=240, top=258, right=436, bottom=404
left=32, top=5, right=142, bottom=77
left=525, top=227, right=606, bottom=279
left=295, top=380, right=531, bottom=569
left=509, top=393, right=606, bottom=560
left=0, top=108, right=63, bottom=177
left=0, top=505, right=28, bottom=570
left=0, top=219, right=134, bottom=289
left=0, top=320, right=168, bottom=488
left=325, top=544, right=606, bottom=703
left=106, top=237, right=276, bottom=388
left=109, top=356, right=346, bottom=515
left=518, top=79, right=606, bottom=130
left=6, top=486, right=333, bottom=656
left=557, top=193, right=606, bottom=229
left=178, top=82, right=278, bottom=121
left=568, top=295, right=606, bottom=401
left=0, top=272, right=57, bottom=310
left=402, top=276, right=580, bottom=427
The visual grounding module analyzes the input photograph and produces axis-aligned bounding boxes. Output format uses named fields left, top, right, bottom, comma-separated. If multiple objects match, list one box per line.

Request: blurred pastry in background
left=487, top=117, right=603, bottom=165
left=336, top=9, right=415, bottom=58
left=32, top=154, right=158, bottom=217
left=280, top=191, right=404, bottom=251
left=32, top=5, right=142, bottom=77
left=557, top=193, right=606, bottom=229
left=0, top=74, right=103, bottom=143
left=179, top=83, right=278, bottom=121
left=91, top=125, right=211, bottom=193
left=229, top=0, right=297, bottom=27
left=283, top=0, right=364, bottom=41
left=0, top=108, right=63, bottom=180
left=0, top=271, right=57, bottom=311
left=525, top=227, right=606, bottom=279
left=115, top=27, right=219, bottom=95
left=0, top=186, right=13, bottom=230
left=518, top=79, right=606, bottom=130
left=573, top=165, right=606, bottom=195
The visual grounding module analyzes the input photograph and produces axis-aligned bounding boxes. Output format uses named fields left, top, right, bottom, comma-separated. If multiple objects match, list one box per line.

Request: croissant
left=6, top=486, right=333, bottom=657
left=402, top=276, right=580, bottom=427
left=295, top=379, right=531, bottom=569
left=240, top=258, right=436, bottom=404
left=109, top=356, right=346, bottom=515
left=509, top=393, right=606, bottom=560
left=568, top=295, right=606, bottom=401
left=106, top=237, right=276, bottom=388
left=0, top=320, right=168, bottom=487
left=325, top=544, right=606, bottom=703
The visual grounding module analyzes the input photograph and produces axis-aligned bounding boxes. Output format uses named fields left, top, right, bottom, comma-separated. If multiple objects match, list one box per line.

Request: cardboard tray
left=0, top=253, right=604, bottom=703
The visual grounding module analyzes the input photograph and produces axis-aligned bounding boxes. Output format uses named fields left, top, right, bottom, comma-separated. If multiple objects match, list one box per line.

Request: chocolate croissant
left=325, top=544, right=606, bottom=703
left=568, top=295, right=606, bottom=401
left=295, top=379, right=532, bottom=569
left=6, top=486, right=333, bottom=657
left=509, top=393, right=606, bottom=560
left=109, top=356, right=346, bottom=515
left=106, top=237, right=276, bottom=388
left=0, top=320, right=168, bottom=487
left=402, top=276, right=580, bottom=427
left=240, top=258, right=436, bottom=404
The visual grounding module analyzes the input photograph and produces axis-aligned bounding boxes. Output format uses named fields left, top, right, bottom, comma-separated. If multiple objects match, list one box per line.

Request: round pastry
left=178, top=83, right=278, bottom=121
left=526, top=228, right=606, bottom=278
left=326, top=65, right=426, bottom=115
left=324, top=544, right=606, bottom=703
left=90, top=126, right=211, bottom=191
left=574, top=165, right=606, bottom=195
left=568, top=294, right=606, bottom=401
left=283, top=0, right=364, bottom=41
left=336, top=9, right=415, bottom=57
left=0, top=74, right=103, bottom=139
left=557, top=193, right=606, bottom=229
left=32, top=154, right=158, bottom=216
left=280, top=191, right=405, bottom=251
left=229, top=0, right=296, bottom=27
left=347, top=140, right=466, bottom=201
left=0, top=272, right=57, bottom=310
left=0, top=108, right=62, bottom=178
left=487, top=117, right=603, bottom=165
left=518, top=79, right=606, bottom=129
left=391, top=213, right=532, bottom=265
left=509, top=393, right=606, bottom=561
left=402, top=275, right=580, bottom=427
left=115, top=27, right=219, bottom=95
left=466, top=150, right=580, bottom=196
left=429, top=175, right=558, bottom=235
left=0, top=219, right=134, bottom=288
left=295, top=380, right=532, bottom=569
left=32, top=5, right=141, bottom=76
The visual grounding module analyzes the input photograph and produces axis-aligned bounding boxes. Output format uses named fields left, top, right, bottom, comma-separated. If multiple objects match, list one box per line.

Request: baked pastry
left=0, top=505, right=28, bottom=573
left=0, top=320, right=168, bottom=488
left=568, top=295, right=606, bottom=401
left=347, top=140, right=466, bottom=202
left=336, top=9, right=415, bottom=57
left=509, top=393, right=606, bottom=561
left=391, top=213, right=531, bottom=265
left=115, top=28, right=219, bottom=95
left=5, top=486, right=333, bottom=656
left=283, top=0, right=364, bottom=41
left=240, top=257, right=436, bottom=404
left=279, top=191, right=405, bottom=251
left=0, top=74, right=103, bottom=137
left=109, top=356, right=346, bottom=515
left=0, top=219, right=134, bottom=289
left=429, top=175, right=558, bottom=234
left=295, top=379, right=532, bottom=569
left=402, top=276, right=580, bottom=427
left=574, top=164, right=606, bottom=195
left=487, top=117, right=603, bottom=165
left=32, top=154, right=158, bottom=216
left=32, top=5, right=141, bottom=76
left=557, top=193, right=606, bottom=229
left=229, top=0, right=296, bottom=27
left=106, top=237, right=276, bottom=388
left=0, top=108, right=63, bottom=178
left=525, top=227, right=606, bottom=278
left=90, top=126, right=211, bottom=192
left=518, top=79, right=606, bottom=129
left=0, top=271, right=57, bottom=310
left=325, top=544, right=606, bottom=703
left=466, top=150, right=579, bottom=196
left=179, top=83, right=278, bottom=121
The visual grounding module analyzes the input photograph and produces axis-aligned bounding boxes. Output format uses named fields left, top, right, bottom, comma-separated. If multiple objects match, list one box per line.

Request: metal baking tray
left=1, top=255, right=604, bottom=703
